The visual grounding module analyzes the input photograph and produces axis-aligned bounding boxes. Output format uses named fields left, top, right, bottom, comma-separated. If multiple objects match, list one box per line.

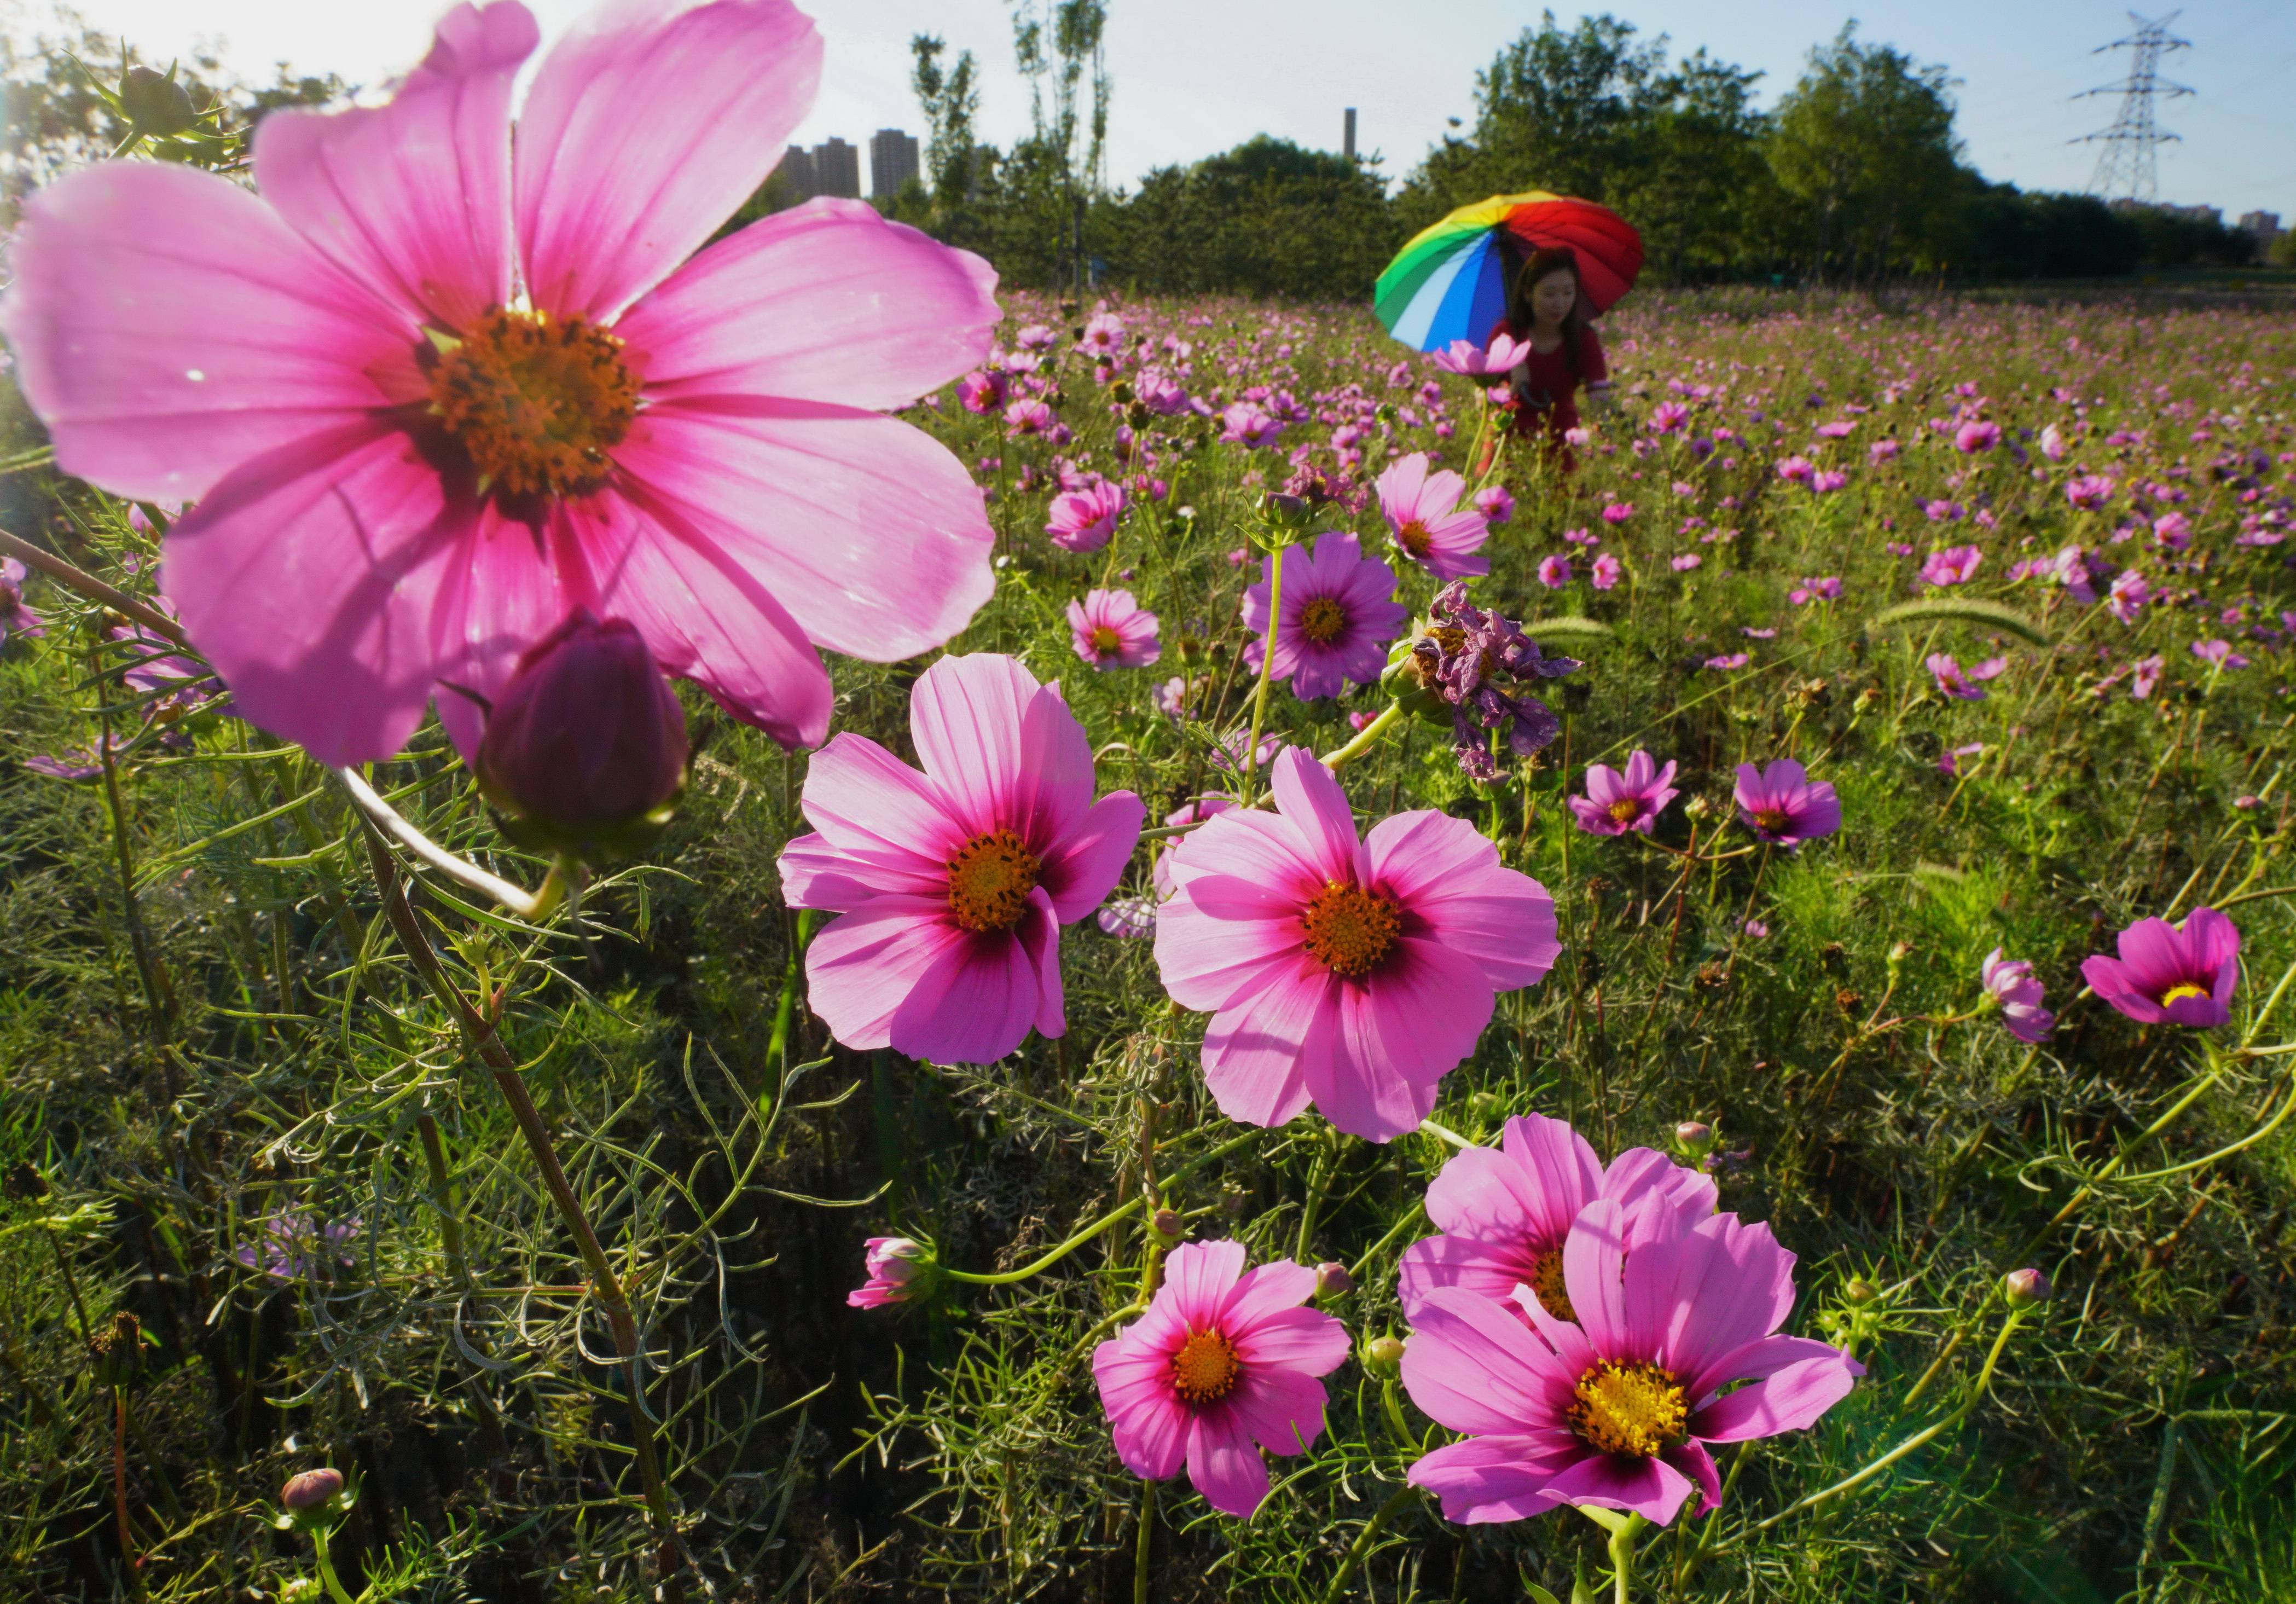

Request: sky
left=20, top=0, right=2296, bottom=220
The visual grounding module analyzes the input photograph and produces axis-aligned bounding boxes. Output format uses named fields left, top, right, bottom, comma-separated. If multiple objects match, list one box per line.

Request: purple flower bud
left=1674, top=1121, right=1717, bottom=1160
left=2003, top=1267, right=2052, bottom=1309
left=1151, top=1207, right=1186, bottom=1241
left=474, top=610, right=687, bottom=856
left=280, top=1468, right=344, bottom=1512
left=1315, top=1261, right=1354, bottom=1299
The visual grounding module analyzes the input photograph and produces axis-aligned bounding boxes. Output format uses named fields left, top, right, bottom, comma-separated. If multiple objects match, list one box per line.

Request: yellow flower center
left=1529, top=1248, right=1577, bottom=1323
left=1395, top=519, right=1432, bottom=558
left=2159, top=982, right=2211, bottom=1006
left=945, top=829, right=1042, bottom=934
left=1300, top=880, right=1402, bottom=980
left=1566, top=1360, right=1689, bottom=1458
left=1752, top=808, right=1790, bottom=833
left=1299, top=596, right=1348, bottom=645
left=1088, top=624, right=1124, bottom=656
left=1170, top=1327, right=1242, bottom=1404
left=428, top=307, right=640, bottom=500
left=1607, top=797, right=1642, bottom=824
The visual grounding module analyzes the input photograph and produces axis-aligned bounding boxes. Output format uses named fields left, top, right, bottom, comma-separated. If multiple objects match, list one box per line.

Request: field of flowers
left=4, top=8, right=2296, bottom=1603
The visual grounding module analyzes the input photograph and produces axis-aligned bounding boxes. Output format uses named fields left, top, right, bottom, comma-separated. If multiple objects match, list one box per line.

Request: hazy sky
left=24, top=0, right=2296, bottom=218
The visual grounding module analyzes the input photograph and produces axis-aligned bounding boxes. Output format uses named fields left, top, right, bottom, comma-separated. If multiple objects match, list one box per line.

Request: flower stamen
left=1301, top=880, right=1402, bottom=979
left=1607, top=797, right=1641, bottom=824
left=1299, top=597, right=1348, bottom=644
left=1566, top=1360, right=1688, bottom=1458
left=428, top=307, right=640, bottom=500
left=946, top=829, right=1042, bottom=933
left=1170, top=1327, right=1242, bottom=1404
left=1529, top=1248, right=1577, bottom=1323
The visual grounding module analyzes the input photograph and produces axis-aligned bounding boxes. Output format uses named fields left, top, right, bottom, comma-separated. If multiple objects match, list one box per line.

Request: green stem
left=1133, top=1476, right=1156, bottom=1604
left=1242, top=541, right=1285, bottom=804
left=1609, top=1510, right=1647, bottom=1604
left=310, top=1525, right=357, bottom=1604
left=1319, top=700, right=1405, bottom=771
left=1319, top=1483, right=1420, bottom=1604
left=92, top=651, right=169, bottom=1042
left=113, top=1387, right=144, bottom=1602
left=941, top=1128, right=1263, bottom=1285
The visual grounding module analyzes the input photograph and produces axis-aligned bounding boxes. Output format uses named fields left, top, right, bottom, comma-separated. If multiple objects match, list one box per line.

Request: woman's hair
left=1505, top=245, right=1590, bottom=375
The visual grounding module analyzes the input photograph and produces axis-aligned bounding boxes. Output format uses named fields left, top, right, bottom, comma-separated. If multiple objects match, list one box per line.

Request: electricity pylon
left=2075, top=10, right=2193, bottom=204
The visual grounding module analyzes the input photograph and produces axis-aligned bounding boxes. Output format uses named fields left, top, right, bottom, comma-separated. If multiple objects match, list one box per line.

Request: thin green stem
left=1133, top=1476, right=1156, bottom=1604
left=1609, top=1510, right=1647, bottom=1604
left=1318, top=1483, right=1420, bottom=1604
left=310, top=1525, right=357, bottom=1604
left=1319, top=700, right=1405, bottom=771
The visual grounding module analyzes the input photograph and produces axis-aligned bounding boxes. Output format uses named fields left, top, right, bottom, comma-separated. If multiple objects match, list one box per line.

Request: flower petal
left=1399, top=1285, right=1569, bottom=1437
left=1269, top=745, right=1364, bottom=881
left=1040, top=790, right=1147, bottom=924
left=1406, top=1433, right=1582, bottom=1524
left=1539, top=1450, right=1695, bottom=1525
left=619, top=196, right=999, bottom=409
left=515, top=0, right=821, bottom=322
left=888, top=923, right=1045, bottom=1065
left=1161, top=1241, right=1248, bottom=1329
left=1199, top=960, right=1331, bottom=1130
left=801, top=895, right=964, bottom=1051
left=1689, top=1353, right=1861, bottom=1443
left=1185, top=1414, right=1270, bottom=1519
left=1228, top=1364, right=1333, bottom=1458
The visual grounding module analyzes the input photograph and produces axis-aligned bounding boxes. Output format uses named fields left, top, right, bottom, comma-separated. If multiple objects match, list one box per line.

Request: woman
left=1485, top=246, right=1615, bottom=472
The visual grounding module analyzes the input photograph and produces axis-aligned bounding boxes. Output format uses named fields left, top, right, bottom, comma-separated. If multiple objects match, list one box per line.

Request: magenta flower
left=1537, top=554, right=1573, bottom=589
left=1069, top=588, right=1161, bottom=670
left=1005, top=397, right=1056, bottom=438
left=1396, top=1112, right=1713, bottom=1322
left=1376, top=453, right=1488, bottom=580
left=2191, top=639, right=2249, bottom=669
left=1811, top=469, right=1848, bottom=495
left=2108, top=569, right=2149, bottom=624
left=1648, top=402, right=1690, bottom=435
left=1921, top=546, right=1983, bottom=587
left=1926, top=653, right=2005, bottom=700
left=1, top=1, right=1002, bottom=767
left=1775, top=455, right=1813, bottom=484
left=1474, top=485, right=1515, bottom=524
left=1221, top=402, right=1284, bottom=449
left=2066, top=474, right=2117, bottom=511
left=778, top=654, right=1146, bottom=1064
left=1240, top=531, right=1408, bottom=700
left=1591, top=552, right=1622, bottom=590
left=1569, top=751, right=1679, bottom=837
left=1788, top=575, right=1841, bottom=605
left=848, top=1236, right=930, bottom=1308
left=2132, top=655, right=2164, bottom=698
left=1733, top=760, right=1840, bottom=846
left=1601, top=502, right=1635, bottom=525
left=1047, top=479, right=1127, bottom=552
left=2040, top=423, right=2070, bottom=461
left=1092, top=1239, right=1349, bottom=1519
left=2082, top=907, right=2240, bottom=1028
left=956, top=368, right=1007, bottom=413
left=0, top=558, right=45, bottom=640
left=1954, top=420, right=2001, bottom=453
left=1153, top=746, right=1558, bottom=1142
left=1402, top=1198, right=1863, bottom=1526
left=1981, top=949, right=2054, bottom=1043
left=2152, top=512, right=2192, bottom=550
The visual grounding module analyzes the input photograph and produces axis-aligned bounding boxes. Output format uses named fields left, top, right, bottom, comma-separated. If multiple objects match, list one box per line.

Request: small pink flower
left=2191, top=638, right=2249, bottom=669
left=1474, top=485, right=1515, bottom=524
left=1921, top=546, right=1983, bottom=587
left=1649, top=402, right=1690, bottom=435
left=1775, top=455, right=1814, bottom=484
left=1735, top=759, right=1840, bottom=846
left=1537, top=553, right=1573, bottom=588
left=1047, top=479, right=1127, bottom=552
left=1069, top=588, right=1161, bottom=670
left=1954, top=420, right=2001, bottom=453
left=1221, top=401, right=1284, bottom=449
left=1981, top=949, right=2054, bottom=1043
left=1939, top=742, right=1985, bottom=775
left=2082, top=907, right=2239, bottom=1029
left=1811, top=469, right=1848, bottom=495
left=957, top=368, right=1007, bottom=414
left=779, top=655, right=1145, bottom=1064
left=1591, top=552, right=1622, bottom=590
left=1569, top=750, right=1678, bottom=836
left=2066, top=474, right=2116, bottom=511
left=1671, top=554, right=1702, bottom=572
left=1869, top=439, right=1901, bottom=465
left=2039, top=423, right=2070, bottom=461
left=2108, top=569, right=2148, bottom=623
left=1601, top=502, right=1635, bottom=525
left=2131, top=654, right=2164, bottom=699
left=2152, top=511, right=2192, bottom=551
left=1926, top=652, right=2002, bottom=700
left=1790, top=575, right=1841, bottom=605
left=848, top=1236, right=930, bottom=1308
left=1703, top=651, right=1749, bottom=670
left=1092, top=1240, right=1349, bottom=1519
left=1377, top=453, right=1489, bottom=580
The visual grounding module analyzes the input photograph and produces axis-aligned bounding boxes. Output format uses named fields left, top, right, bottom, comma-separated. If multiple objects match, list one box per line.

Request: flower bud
left=474, top=610, right=688, bottom=859
left=1683, top=793, right=1713, bottom=820
left=1843, top=1278, right=1880, bottom=1307
left=280, top=1577, right=322, bottom=1604
left=1315, top=1261, right=1354, bottom=1299
left=1673, top=1120, right=1717, bottom=1160
left=848, top=1237, right=934, bottom=1309
left=1361, top=1334, right=1405, bottom=1375
left=89, top=1310, right=143, bottom=1389
left=1150, top=1207, right=1186, bottom=1242
left=280, top=1468, right=345, bottom=1513
left=2003, top=1267, right=2052, bottom=1310
left=120, top=66, right=198, bottom=138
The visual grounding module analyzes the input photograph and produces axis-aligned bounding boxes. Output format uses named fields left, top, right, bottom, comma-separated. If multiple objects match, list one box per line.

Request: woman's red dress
left=1492, top=320, right=1611, bottom=451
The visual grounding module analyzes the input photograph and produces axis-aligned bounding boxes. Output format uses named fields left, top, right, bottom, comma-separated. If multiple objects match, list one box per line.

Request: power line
left=2075, top=9, right=2193, bottom=204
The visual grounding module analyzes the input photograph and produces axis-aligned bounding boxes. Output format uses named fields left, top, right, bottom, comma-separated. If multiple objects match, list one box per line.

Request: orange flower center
left=428, top=307, right=640, bottom=499
left=1529, top=1248, right=1576, bottom=1323
left=1395, top=519, right=1431, bottom=558
left=1170, top=1328, right=1242, bottom=1404
left=1300, top=880, right=1401, bottom=979
left=1299, top=596, right=1348, bottom=644
left=946, top=829, right=1042, bottom=933
left=1088, top=624, right=1124, bottom=656
left=1566, top=1360, right=1688, bottom=1457
left=1607, top=797, right=1642, bottom=824
left=1752, top=808, right=1790, bottom=833
left=2159, top=982, right=2210, bottom=1006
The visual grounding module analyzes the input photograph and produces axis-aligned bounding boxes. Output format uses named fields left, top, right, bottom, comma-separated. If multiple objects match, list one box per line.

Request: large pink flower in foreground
left=1092, top=1240, right=1348, bottom=1519
left=1153, top=746, right=1558, bottom=1142
left=1403, top=1200, right=1863, bottom=1526
left=777, top=655, right=1144, bottom=1064
left=1, top=0, right=1000, bottom=766
left=1239, top=531, right=1410, bottom=700
left=1398, top=1114, right=1714, bottom=1322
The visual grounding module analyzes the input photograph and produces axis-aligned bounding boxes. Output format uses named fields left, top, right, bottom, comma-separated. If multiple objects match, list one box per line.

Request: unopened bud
left=474, top=609, right=688, bottom=859
left=1361, top=1334, right=1405, bottom=1375
left=1315, top=1261, right=1354, bottom=1299
left=1150, top=1207, right=1185, bottom=1242
left=280, top=1468, right=344, bottom=1513
left=120, top=66, right=198, bottom=138
left=1683, top=793, right=1714, bottom=820
left=1843, top=1278, right=1880, bottom=1307
left=1674, top=1120, right=1717, bottom=1160
left=280, top=1577, right=322, bottom=1604
left=2003, top=1267, right=2052, bottom=1310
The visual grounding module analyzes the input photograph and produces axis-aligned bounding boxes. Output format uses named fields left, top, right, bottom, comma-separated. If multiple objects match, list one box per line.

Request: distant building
left=1343, top=108, right=1356, bottom=163
left=870, top=128, right=921, bottom=200
left=2109, top=199, right=2225, bottom=227
left=811, top=137, right=861, bottom=199
left=780, top=144, right=816, bottom=201
left=2237, top=210, right=2282, bottom=246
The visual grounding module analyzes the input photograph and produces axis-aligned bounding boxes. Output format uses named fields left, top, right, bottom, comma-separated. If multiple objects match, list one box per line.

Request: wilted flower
left=1569, top=750, right=1680, bottom=836
left=1733, top=760, right=1840, bottom=846
left=2082, top=907, right=2239, bottom=1028
left=1068, top=588, right=1161, bottom=670
left=1389, top=583, right=1580, bottom=780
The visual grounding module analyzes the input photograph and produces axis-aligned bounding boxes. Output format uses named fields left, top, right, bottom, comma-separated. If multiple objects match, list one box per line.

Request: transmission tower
left=2075, top=11, right=2193, bottom=204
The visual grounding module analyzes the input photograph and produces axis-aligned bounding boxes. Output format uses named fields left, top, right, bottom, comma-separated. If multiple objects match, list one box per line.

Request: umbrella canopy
left=1375, top=191, right=1643, bottom=352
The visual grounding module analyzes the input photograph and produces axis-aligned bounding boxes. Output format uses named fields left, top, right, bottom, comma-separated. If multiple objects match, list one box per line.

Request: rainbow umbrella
left=1375, top=191, right=1643, bottom=352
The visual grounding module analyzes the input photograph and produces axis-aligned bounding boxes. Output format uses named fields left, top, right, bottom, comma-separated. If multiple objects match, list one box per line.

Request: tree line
left=867, top=10, right=2274, bottom=298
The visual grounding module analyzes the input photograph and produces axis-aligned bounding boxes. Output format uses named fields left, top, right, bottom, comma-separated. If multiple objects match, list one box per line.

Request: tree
left=1108, top=136, right=1399, bottom=299
left=909, top=33, right=982, bottom=207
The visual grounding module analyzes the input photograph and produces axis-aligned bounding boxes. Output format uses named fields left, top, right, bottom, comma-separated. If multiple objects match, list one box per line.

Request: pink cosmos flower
left=1775, top=455, right=1813, bottom=484
left=1431, top=331, right=1530, bottom=375
left=1047, top=479, right=1127, bottom=552
left=1869, top=439, right=1901, bottom=465
left=1569, top=751, right=1679, bottom=836
left=957, top=368, right=1007, bottom=414
left=1921, top=546, right=1983, bottom=587
left=1537, top=554, right=1573, bottom=588
left=2191, top=639, right=2249, bottom=669
left=1376, top=453, right=1489, bottom=580
left=2131, top=654, right=2164, bottom=699
left=1402, top=1198, right=1863, bottom=1526
left=1, top=557, right=48, bottom=640
left=2039, top=423, right=2070, bottom=461
left=1940, top=742, right=1985, bottom=775
left=1926, top=653, right=2005, bottom=700
left=1474, top=485, right=1515, bottom=525
left=1671, top=554, right=1703, bottom=573
left=1079, top=311, right=1124, bottom=354
left=1092, top=1240, right=1349, bottom=1520
left=1981, top=949, right=2054, bottom=1043
left=1221, top=402, right=1284, bottom=449
left=1703, top=652, right=1749, bottom=670
left=1, top=0, right=1001, bottom=767
left=1006, top=397, right=1057, bottom=438
left=778, top=654, right=1146, bottom=1064
left=1601, top=502, right=1635, bottom=525
left=1153, top=747, right=1558, bottom=1142
left=1649, top=402, right=1690, bottom=435
left=2108, top=569, right=2149, bottom=623
left=1733, top=760, right=1840, bottom=846
left=1789, top=575, right=1841, bottom=606
left=1954, top=420, right=2001, bottom=453
left=2082, top=907, right=2240, bottom=1029
left=1069, top=588, right=1161, bottom=670
left=1240, top=531, right=1408, bottom=700
left=2152, top=511, right=2193, bottom=551
left=848, top=1236, right=930, bottom=1308
left=1591, top=552, right=1623, bottom=590
left=2066, top=474, right=2116, bottom=511
left=1397, top=1112, right=1713, bottom=1322
left=1811, top=469, right=1848, bottom=495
